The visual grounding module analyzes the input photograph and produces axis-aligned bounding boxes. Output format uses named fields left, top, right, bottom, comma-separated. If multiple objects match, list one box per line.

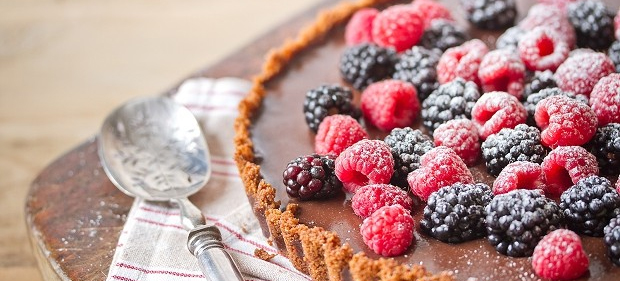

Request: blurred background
left=0, top=0, right=322, bottom=280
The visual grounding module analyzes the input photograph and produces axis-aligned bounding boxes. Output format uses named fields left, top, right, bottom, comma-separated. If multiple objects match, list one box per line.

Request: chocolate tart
left=233, top=0, right=620, bottom=280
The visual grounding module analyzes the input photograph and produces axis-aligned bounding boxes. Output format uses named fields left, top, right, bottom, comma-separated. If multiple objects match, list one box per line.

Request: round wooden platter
left=24, top=1, right=335, bottom=280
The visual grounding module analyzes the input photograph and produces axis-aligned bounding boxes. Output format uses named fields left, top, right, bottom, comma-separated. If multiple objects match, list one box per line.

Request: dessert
left=234, top=0, right=620, bottom=280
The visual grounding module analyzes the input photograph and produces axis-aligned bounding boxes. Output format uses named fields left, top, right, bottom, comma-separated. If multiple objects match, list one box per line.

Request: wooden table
left=20, top=1, right=332, bottom=280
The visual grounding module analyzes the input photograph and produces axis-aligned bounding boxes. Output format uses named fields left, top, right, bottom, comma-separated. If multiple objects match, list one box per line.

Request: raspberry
left=315, top=114, right=368, bottom=156
left=433, top=119, right=481, bottom=166
left=560, top=176, right=620, bottom=236
left=282, top=154, right=342, bottom=200
left=534, top=95, right=597, bottom=148
left=481, top=124, right=547, bottom=176
left=519, top=3, right=577, bottom=48
left=523, top=87, right=587, bottom=126
left=392, top=46, right=441, bottom=101
left=372, top=5, right=424, bottom=52
left=587, top=123, right=620, bottom=173
left=478, top=49, right=526, bottom=99
left=590, top=73, right=620, bottom=126
left=437, top=39, right=489, bottom=86
left=523, top=70, right=557, bottom=100
left=421, top=78, right=480, bottom=132
left=351, top=183, right=413, bottom=219
left=418, top=19, right=469, bottom=52
left=471, top=91, right=527, bottom=140
left=303, top=84, right=361, bottom=133
left=421, top=183, right=493, bottom=243
left=360, top=204, right=414, bottom=257
left=411, top=0, right=454, bottom=29
left=610, top=40, right=620, bottom=72
left=407, top=146, right=474, bottom=201
left=344, top=8, right=379, bottom=46
left=335, top=139, right=394, bottom=193
left=339, top=43, right=398, bottom=91
left=518, top=27, right=569, bottom=72
left=541, top=146, right=599, bottom=197
left=531, top=229, right=589, bottom=281
left=605, top=215, right=620, bottom=265
left=493, top=161, right=546, bottom=195
left=495, top=26, right=526, bottom=50
left=554, top=49, right=615, bottom=96
left=360, top=79, right=420, bottom=132
left=568, top=0, right=615, bottom=50
left=486, top=189, right=563, bottom=257
left=384, top=128, right=434, bottom=188
left=460, top=0, right=517, bottom=30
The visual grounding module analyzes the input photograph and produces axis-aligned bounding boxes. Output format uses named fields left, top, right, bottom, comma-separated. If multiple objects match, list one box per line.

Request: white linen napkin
left=106, top=77, right=310, bottom=281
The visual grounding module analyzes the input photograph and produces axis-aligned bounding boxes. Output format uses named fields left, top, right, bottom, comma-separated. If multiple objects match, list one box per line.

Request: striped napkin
left=106, top=77, right=310, bottom=281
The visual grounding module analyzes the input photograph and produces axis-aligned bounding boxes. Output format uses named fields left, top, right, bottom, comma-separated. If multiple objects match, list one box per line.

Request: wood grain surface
left=1, top=1, right=324, bottom=280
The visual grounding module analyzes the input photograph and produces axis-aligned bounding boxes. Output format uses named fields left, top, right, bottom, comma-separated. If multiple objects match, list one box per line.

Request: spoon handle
left=187, top=225, right=245, bottom=281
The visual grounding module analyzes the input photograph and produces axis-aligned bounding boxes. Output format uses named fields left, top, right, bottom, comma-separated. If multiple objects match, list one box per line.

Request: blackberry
left=421, top=78, right=480, bottom=132
left=460, top=0, right=517, bottom=30
left=522, top=87, right=587, bottom=126
left=392, top=46, right=441, bottom=101
left=384, top=127, right=434, bottom=189
left=604, top=215, right=620, bottom=266
left=560, top=176, right=620, bottom=237
left=486, top=189, right=563, bottom=257
left=282, top=154, right=342, bottom=200
left=303, top=85, right=361, bottom=133
left=421, top=183, right=493, bottom=243
left=568, top=0, right=615, bottom=50
left=495, top=26, right=525, bottom=50
left=481, top=124, right=547, bottom=176
left=587, top=123, right=620, bottom=173
left=609, top=40, right=620, bottom=72
left=523, top=70, right=557, bottom=100
left=419, top=19, right=469, bottom=52
left=339, top=43, right=397, bottom=91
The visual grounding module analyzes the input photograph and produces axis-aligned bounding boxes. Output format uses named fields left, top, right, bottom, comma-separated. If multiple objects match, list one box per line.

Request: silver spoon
left=98, top=96, right=244, bottom=281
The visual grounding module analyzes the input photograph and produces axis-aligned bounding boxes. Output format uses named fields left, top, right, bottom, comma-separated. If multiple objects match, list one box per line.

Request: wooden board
left=24, top=1, right=335, bottom=280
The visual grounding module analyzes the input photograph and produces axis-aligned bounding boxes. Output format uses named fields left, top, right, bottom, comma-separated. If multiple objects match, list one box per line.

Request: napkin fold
left=106, top=77, right=309, bottom=281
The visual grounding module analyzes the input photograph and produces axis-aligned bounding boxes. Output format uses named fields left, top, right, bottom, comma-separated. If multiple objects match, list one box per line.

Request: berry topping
left=531, top=229, right=589, bottom=281
left=437, top=39, right=489, bottom=85
left=604, top=215, right=620, bottom=266
left=433, top=119, right=481, bottom=166
left=460, top=0, right=517, bottom=30
left=351, top=183, right=413, bottom=219
left=418, top=19, right=469, bottom=52
left=523, top=87, right=587, bottom=126
left=384, top=127, right=434, bottom=188
left=541, top=146, right=599, bottom=197
left=518, top=27, right=570, bottom=72
left=315, top=114, right=368, bottom=156
left=481, top=124, right=547, bottom=176
left=345, top=8, right=379, bottom=46
left=392, top=46, right=441, bottom=101
left=339, top=43, right=398, bottom=91
left=589, top=73, right=620, bottom=126
left=568, top=0, right=615, bottom=50
left=609, top=40, right=620, bottom=72
left=360, top=204, right=414, bottom=257
left=422, top=78, right=480, bottom=132
left=560, top=176, right=620, bottom=236
left=471, top=91, right=527, bottom=140
left=335, top=139, right=394, bottom=194
left=493, top=161, right=546, bottom=195
left=303, top=84, right=361, bottom=133
left=478, top=49, right=526, bottom=99
left=411, top=0, right=454, bottom=29
left=360, top=79, right=420, bottom=132
left=372, top=5, right=424, bottom=52
left=534, top=95, right=598, bottom=148
left=486, top=189, right=563, bottom=257
left=519, top=3, right=577, bottom=48
left=421, top=182, right=493, bottom=243
left=283, top=154, right=342, bottom=200
left=523, top=70, right=558, bottom=100
left=407, top=146, right=474, bottom=201
left=496, top=26, right=526, bottom=50
left=587, top=123, right=620, bottom=173
left=554, top=49, right=615, bottom=96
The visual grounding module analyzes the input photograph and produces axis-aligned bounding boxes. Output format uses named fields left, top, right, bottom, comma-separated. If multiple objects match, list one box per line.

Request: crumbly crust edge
left=232, top=0, right=455, bottom=280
